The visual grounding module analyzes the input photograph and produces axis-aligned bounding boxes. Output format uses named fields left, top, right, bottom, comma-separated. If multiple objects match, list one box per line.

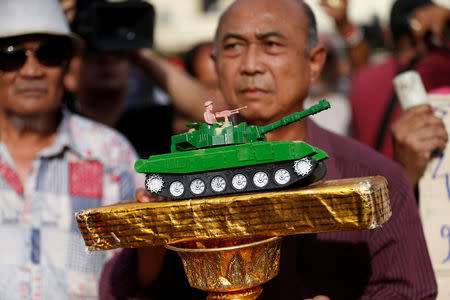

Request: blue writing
left=431, top=105, right=450, bottom=201
left=441, top=225, right=450, bottom=263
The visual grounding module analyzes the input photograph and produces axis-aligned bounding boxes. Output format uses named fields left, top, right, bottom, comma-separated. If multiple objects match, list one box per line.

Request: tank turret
left=170, top=99, right=330, bottom=152
left=259, top=99, right=330, bottom=134
left=135, top=99, right=331, bottom=200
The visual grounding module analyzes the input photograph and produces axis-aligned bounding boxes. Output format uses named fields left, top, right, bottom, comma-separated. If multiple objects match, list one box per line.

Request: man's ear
left=63, top=56, right=81, bottom=93
left=212, top=50, right=219, bottom=70
left=309, top=45, right=327, bottom=84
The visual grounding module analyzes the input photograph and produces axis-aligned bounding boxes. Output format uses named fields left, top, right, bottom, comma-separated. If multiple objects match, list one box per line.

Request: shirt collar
left=38, top=108, right=86, bottom=159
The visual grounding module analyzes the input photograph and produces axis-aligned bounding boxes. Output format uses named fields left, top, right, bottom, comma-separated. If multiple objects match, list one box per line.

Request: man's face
left=0, top=36, right=68, bottom=117
left=215, top=0, right=322, bottom=125
left=79, top=51, right=130, bottom=95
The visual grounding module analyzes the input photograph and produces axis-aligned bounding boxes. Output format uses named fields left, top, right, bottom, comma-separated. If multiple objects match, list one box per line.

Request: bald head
left=212, top=0, right=327, bottom=126
left=213, top=0, right=318, bottom=57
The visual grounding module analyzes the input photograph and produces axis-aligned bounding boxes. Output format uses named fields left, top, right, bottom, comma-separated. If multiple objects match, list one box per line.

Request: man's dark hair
left=301, top=1, right=318, bottom=51
left=390, top=0, right=432, bottom=44
left=213, top=0, right=318, bottom=57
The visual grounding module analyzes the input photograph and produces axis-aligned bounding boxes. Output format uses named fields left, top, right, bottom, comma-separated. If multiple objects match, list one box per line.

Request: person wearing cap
left=350, top=0, right=449, bottom=189
left=0, top=0, right=141, bottom=299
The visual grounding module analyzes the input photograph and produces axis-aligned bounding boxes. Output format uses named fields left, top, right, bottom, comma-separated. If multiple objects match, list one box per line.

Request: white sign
left=419, top=94, right=450, bottom=300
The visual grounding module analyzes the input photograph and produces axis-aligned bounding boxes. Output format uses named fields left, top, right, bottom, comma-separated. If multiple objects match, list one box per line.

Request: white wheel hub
left=232, top=174, right=247, bottom=190
left=211, top=176, right=226, bottom=192
left=274, top=169, right=290, bottom=185
left=169, top=181, right=184, bottom=197
left=146, top=174, right=164, bottom=193
left=293, top=158, right=313, bottom=176
left=190, top=179, right=206, bottom=195
left=253, top=171, right=269, bottom=188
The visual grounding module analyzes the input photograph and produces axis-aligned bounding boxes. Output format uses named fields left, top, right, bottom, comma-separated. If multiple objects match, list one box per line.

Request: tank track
left=144, top=157, right=327, bottom=200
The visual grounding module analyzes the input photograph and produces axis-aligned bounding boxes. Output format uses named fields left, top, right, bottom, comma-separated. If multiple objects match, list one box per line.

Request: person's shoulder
left=416, top=49, right=450, bottom=91
left=67, top=112, right=137, bottom=164
left=68, top=112, right=130, bottom=143
left=351, top=58, right=396, bottom=90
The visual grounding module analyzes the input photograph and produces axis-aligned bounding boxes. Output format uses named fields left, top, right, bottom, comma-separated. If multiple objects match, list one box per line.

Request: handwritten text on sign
left=419, top=94, right=450, bottom=276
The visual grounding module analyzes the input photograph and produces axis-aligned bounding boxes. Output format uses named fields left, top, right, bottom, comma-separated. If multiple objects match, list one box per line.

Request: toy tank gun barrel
left=259, top=99, right=330, bottom=135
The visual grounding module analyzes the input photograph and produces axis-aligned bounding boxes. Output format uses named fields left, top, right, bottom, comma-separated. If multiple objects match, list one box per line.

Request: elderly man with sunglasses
left=0, top=1, right=140, bottom=299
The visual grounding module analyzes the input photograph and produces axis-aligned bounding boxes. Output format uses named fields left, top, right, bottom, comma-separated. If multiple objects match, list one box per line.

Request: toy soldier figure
left=203, top=100, right=218, bottom=124
left=204, top=100, right=247, bottom=124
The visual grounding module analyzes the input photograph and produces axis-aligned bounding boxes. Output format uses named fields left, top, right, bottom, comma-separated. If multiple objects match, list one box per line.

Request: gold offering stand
left=76, top=176, right=391, bottom=299
left=167, top=236, right=281, bottom=300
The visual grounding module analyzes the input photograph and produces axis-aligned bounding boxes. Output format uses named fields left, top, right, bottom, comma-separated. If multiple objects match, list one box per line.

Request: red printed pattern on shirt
left=0, top=162, right=24, bottom=195
left=69, top=161, right=103, bottom=199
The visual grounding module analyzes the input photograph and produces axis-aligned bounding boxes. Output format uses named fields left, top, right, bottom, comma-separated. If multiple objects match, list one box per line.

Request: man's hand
left=136, top=187, right=166, bottom=203
left=59, top=0, right=77, bottom=24
left=320, top=0, right=348, bottom=29
left=319, top=0, right=368, bottom=69
left=391, top=104, right=448, bottom=187
left=409, top=5, right=450, bottom=45
left=136, top=187, right=153, bottom=203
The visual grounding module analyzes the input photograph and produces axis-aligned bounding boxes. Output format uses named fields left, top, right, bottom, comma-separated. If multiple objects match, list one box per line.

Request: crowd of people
left=0, top=0, right=449, bottom=299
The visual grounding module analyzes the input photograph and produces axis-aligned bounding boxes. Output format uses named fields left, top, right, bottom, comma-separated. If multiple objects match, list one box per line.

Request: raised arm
left=129, top=49, right=211, bottom=123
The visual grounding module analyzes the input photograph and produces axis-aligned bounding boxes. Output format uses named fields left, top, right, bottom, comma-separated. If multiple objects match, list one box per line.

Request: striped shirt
left=261, top=119, right=437, bottom=299
left=0, top=109, right=141, bottom=300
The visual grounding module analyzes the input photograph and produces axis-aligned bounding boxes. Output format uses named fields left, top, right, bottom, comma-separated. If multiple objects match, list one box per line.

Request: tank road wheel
left=145, top=174, right=164, bottom=193
left=232, top=174, right=248, bottom=190
left=274, top=168, right=291, bottom=185
left=253, top=171, right=269, bottom=188
left=190, top=179, right=206, bottom=195
left=211, top=176, right=226, bottom=193
left=169, top=181, right=185, bottom=198
left=293, top=157, right=314, bottom=177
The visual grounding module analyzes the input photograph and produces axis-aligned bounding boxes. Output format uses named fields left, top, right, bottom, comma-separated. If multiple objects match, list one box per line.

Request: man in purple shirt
left=100, top=0, right=437, bottom=299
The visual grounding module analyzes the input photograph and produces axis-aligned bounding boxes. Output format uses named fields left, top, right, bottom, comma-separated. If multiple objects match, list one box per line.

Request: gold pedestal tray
left=75, top=176, right=391, bottom=299
left=76, top=176, right=391, bottom=250
left=166, top=236, right=281, bottom=300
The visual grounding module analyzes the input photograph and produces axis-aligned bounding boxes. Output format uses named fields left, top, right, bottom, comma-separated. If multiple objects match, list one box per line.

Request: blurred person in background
left=0, top=0, right=141, bottom=299
left=304, top=34, right=352, bottom=136
left=62, top=0, right=174, bottom=158
left=183, top=41, right=227, bottom=111
left=319, top=0, right=370, bottom=71
left=350, top=0, right=450, bottom=189
left=65, top=47, right=214, bottom=157
left=100, top=0, right=436, bottom=299
left=178, top=41, right=230, bottom=133
left=63, top=1, right=221, bottom=157
left=64, top=47, right=176, bottom=159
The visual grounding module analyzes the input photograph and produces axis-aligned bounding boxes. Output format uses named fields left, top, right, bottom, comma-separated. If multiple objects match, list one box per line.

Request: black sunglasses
left=0, top=41, right=72, bottom=72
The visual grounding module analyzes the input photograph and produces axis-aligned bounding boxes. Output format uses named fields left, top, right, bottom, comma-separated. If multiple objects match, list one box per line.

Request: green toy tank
left=135, top=99, right=331, bottom=199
